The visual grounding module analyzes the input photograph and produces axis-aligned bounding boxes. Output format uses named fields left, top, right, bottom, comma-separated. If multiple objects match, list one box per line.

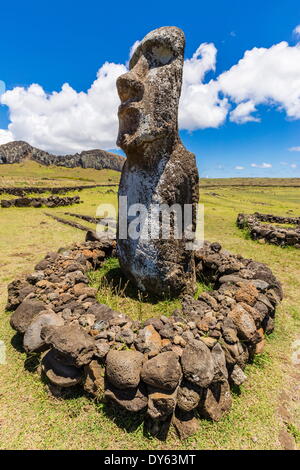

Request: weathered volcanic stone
left=105, top=381, right=148, bottom=412
left=41, top=324, right=95, bottom=367
left=141, top=351, right=182, bottom=391
left=10, top=300, right=46, bottom=333
left=228, top=304, right=259, bottom=343
left=177, top=380, right=202, bottom=411
left=181, top=339, right=214, bottom=387
left=42, top=349, right=83, bottom=387
left=147, top=386, right=178, bottom=420
left=135, top=325, right=162, bottom=356
left=230, top=364, right=247, bottom=386
left=84, top=360, right=105, bottom=398
left=23, top=310, right=64, bottom=353
left=173, top=409, right=199, bottom=440
left=211, top=342, right=228, bottom=382
left=105, top=350, right=144, bottom=389
left=200, top=380, right=232, bottom=421
left=116, top=26, right=199, bottom=297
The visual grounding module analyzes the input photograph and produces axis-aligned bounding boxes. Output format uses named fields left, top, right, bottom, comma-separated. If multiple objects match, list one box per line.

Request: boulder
left=230, top=364, right=247, bottom=386
left=211, top=342, right=228, bottom=382
left=181, top=339, right=214, bottom=387
left=200, top=380, right=232, bottom=421
left=172, top=409, right=199, bottom=440
left=135, top=325, right=162, bottom=356
left=105, top=350, right=144, bottom=389
left=105, top=381, right=148, bottom=412
left=84, top=360, right=105, bottom=398
left=41, top=324, right=95, bottom=367
left=234, top=283, right=258, bottom=306
left=42, top=349, right=83, bottom=387
left=177, top=380, right=202, bottom=411
left=23, top=310, right=64, bottom=353
left=10, top=299, right=46, bottom=333
left=228, top=304, right=259, bottom=343
left=141, top=351, right=182, bottom=391
left=147, top=386, right=178, bottom=420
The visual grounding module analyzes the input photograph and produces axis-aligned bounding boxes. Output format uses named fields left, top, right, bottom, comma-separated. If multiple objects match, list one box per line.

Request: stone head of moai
left=116, top=27, right=199, bottom=297
left=116, top=26, right=184, bottom=163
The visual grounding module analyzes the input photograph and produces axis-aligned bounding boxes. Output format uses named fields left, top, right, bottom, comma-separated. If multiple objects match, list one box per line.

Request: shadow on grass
left=91, top=257, right=180, bottom=307
left=101, top=400, right=146, bottom=433
left=10, top=332, right=24, bottom=353
left=101, top=401, right=172, bottom=441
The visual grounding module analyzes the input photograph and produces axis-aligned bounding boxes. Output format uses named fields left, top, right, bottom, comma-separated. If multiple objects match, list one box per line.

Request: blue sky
left=0, top=0, right=300, bottom=177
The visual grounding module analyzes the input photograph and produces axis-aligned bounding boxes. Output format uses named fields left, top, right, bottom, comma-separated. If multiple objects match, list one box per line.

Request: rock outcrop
left=0, top=141, right=125, bottom=172
left=116, top=26, right=199, bottom=297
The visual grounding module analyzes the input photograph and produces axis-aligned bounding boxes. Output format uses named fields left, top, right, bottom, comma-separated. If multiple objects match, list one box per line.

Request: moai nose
left=116, top=73, right=144, bottom=103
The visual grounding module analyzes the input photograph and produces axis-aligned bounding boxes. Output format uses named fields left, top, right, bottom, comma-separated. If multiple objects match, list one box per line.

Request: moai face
left=116, top=27, right=185, bottom=156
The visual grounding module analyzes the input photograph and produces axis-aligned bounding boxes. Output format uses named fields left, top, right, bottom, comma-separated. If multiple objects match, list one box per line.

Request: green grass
left=88, top=258, right=181, bottom=322
left=0, top=160, right=121, bottom=187
left=259, top=221, right=298, bottom=229
left=0, top=169, right=300, bottom=449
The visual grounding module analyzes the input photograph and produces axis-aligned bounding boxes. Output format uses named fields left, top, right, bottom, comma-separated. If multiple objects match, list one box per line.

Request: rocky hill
left=0, top=141, right=125, bottom=172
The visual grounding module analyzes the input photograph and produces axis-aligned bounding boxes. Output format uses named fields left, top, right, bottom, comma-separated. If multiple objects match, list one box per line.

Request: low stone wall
left=1, top=195, right=81, bottom=208
left=6, top=238, right=283, bottom=439
left=237, top=212, right=300, bottom=248
left=0, top=184, right=118, bottom=197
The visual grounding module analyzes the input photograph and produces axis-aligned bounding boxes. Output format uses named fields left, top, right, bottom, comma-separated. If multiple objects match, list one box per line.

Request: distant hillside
left=0, top=141, right=125, bottom=172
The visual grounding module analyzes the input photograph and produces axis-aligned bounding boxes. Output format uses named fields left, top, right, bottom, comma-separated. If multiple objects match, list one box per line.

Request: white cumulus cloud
left=230, top=100, right=260, bottom=123
left=179, top=43, right=229, bottom=130
left=0, top=129, right=13, bottom=145
left=235, top=165, right=245, bottom=170
left=1, top=31, right=300, bottom=154
left=0, top=62, right=127, bottom=154
left=251, top=162, right=272, bottom=168
left=218, top=41, right=300, bottom=121
left=288, top=146, right=300, bottom=151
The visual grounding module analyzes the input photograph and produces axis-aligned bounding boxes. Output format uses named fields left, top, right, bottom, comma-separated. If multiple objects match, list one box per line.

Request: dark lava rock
left=199, top=380, right=232, bottom=421
left=173, top=409, right=199, bottom=440
left=23, top=310, right=64, bottom=353
left=147, top=386, right=178, bottom=419
left=41, top=324, right=95, bottom=367
left=141, top=351, right=182, bottom=391
left=177, top=380, right=202, bottom=411
left=135, top=325, right=162, bottom=356
left=181, top=339, right=214, bottom=387
left=10, top=299, right=46, bottom=333
left=211, top=342, right=228, bottom=382
left=42, top=349, right=83, bottom=387
left=105, top=381, right=148, bottom=412
left=83, top=360, right=105, bottom=398
left=105, top=350, right=144, bottom=389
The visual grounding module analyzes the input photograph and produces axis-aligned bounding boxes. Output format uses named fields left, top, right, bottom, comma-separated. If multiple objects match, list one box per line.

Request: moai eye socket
left=151, top=45, right=173, bottom=65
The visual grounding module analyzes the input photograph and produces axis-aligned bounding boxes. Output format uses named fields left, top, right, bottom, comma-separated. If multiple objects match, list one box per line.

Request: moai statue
left=116, top=26, right=199, bottom=297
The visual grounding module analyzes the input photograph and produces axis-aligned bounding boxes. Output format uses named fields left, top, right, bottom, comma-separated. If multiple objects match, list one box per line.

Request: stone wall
left=6, top=236, right=282, bottom=439
left=237, top=212, right=300, bottom=248
left=1, top=195, right=81, bottom=208
left=0, top=184, right=117, bottom=197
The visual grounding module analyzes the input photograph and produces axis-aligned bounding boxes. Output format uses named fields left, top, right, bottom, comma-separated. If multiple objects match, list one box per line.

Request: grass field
left=0, top=160, right=121, bottom=187
left=0, top=165, right=299, bottom=450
